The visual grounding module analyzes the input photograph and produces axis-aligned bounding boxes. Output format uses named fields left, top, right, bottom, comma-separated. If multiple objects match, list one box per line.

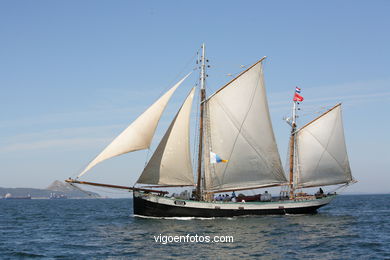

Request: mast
left=288, top=100, right=297, bottom=198
left=196, top=43, right=207, bottom=200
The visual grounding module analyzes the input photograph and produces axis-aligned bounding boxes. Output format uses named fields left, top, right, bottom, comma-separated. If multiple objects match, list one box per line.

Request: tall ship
left=66, top=44, right=355, bottom=217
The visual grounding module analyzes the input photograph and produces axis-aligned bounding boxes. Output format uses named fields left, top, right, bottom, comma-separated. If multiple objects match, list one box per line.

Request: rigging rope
left=192, top=86, right=200, bottom=170
left=68, top=182, right=99, bottom=198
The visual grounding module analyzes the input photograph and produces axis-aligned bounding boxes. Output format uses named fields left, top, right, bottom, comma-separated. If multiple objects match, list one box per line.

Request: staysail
left=295, top=104, right=353, bottom=188
left=204, top=59, right=287, bottom=192
left=137, top=88, right=196, bottom=186
left=78, top=74, right=190, bottom=178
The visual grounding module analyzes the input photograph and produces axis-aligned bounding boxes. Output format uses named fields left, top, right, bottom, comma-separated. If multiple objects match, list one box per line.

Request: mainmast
left=288, top=100, right=297, bottom=198
left=196, top=43, right=207, bottom=200
left=287, top=87, right=302, bottom=198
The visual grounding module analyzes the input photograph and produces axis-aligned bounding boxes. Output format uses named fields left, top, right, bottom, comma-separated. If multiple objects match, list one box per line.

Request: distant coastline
left=0, top=180, right=100, bottom=199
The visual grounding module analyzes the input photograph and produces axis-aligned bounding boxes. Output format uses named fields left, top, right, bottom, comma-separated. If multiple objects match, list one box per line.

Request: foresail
left=204, top=60, right=287, bottom=191
left=137, top=88, right=196, bottom=186
left=296, top=104, right=352, bottom=188
left=78, top=73, right=191, bottom=178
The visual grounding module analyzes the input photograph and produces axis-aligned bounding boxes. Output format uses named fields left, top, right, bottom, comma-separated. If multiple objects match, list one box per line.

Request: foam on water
left=133, top=214, right=219, bottom=220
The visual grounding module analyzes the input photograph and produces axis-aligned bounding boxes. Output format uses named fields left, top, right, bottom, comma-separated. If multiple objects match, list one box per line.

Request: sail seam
left=207, top=63, right=286, bottom=190
left=301, top=114, right=345, bottom=185
left=217, top=68, right=271, bottom=187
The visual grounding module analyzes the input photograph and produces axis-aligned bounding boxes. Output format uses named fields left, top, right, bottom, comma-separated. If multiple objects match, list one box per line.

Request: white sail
left=296, top=104, right=352, bottom=188
left=204, top=60, right=287, bottom=191
left=137, top=88, right=196, bottom=185
left=78, top=74, right=190, bottom=178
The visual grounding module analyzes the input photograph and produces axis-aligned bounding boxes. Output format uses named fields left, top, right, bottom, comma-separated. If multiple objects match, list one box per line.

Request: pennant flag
left=210, top=152, right=228, bottom=164
left=293, top=87, right=304, bottom=101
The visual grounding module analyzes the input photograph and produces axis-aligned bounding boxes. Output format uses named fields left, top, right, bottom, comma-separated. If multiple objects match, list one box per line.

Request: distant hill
left=0, top=180, right=100, bottom=199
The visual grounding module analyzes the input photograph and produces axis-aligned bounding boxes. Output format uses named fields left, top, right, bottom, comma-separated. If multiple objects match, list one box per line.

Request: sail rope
left=327, top=182, right=355, bottom=194
left=294, top=133, right=299, bottom=190
left=281, top=134, right=292, bottom=197
left=68, top=182, right=100, bottom=198
left=192, top=84, right=200, bottom=173
left=204, top=94, right=216, bottom=190
left=157, top=49, right=200, bottom=98
left=222, top=60, right=260, bottom=80
left=298, top=105, right=331, bottom=119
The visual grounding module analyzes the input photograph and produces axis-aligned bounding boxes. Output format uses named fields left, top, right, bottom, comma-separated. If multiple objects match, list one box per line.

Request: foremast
left=196, top=43, right=207, bottom=200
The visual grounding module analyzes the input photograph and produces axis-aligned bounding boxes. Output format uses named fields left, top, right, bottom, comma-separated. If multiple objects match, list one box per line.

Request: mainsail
left=78, top=74, right=190, bottom=178
left=295, top=104, right=352, bottom=188
left=204, top=59, right=287, bottom=192
left=137, top=88, right=196, bottom=185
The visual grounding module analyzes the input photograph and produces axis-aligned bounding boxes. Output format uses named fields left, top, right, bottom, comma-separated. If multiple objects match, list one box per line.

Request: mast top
left=200, top=43, right=206, bottom=90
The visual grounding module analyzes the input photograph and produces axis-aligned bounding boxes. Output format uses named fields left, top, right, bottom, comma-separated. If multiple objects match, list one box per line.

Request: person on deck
left=315, top=188, right=325, bottom=198
left=231, top=191, right=237, bottom=202
left=261, top=191, right=272, bottom=201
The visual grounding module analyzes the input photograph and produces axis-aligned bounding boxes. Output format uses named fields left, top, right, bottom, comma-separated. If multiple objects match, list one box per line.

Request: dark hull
left=133, top=196, right=325, bottom=218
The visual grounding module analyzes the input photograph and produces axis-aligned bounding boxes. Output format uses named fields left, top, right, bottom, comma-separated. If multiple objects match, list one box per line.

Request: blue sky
left=0, top=1, right=389, bottom=195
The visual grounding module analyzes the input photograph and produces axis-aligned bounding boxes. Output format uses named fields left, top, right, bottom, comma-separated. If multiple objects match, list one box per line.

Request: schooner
left=66, top=44, right=354, bottom=217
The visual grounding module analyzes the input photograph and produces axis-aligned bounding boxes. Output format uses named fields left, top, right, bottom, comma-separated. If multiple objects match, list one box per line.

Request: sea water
left=0, top=195, right=389, bottom=259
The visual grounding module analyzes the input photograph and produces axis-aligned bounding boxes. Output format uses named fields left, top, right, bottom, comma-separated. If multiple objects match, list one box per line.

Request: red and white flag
left=293, top=87, right=304, bottom=101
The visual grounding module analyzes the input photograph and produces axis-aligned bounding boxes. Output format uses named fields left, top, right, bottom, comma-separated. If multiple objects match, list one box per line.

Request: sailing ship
left=66, top=44, right=355, bottom=217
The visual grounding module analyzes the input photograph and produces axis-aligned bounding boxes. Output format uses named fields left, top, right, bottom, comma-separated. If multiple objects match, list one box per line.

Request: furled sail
left=295, top=104, right=352, bottom=188
left=204, top=60, right=287, bottom=192
left=78, top=74, right=190, bottom=178
left=137, top=88, right=196, bottom=186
